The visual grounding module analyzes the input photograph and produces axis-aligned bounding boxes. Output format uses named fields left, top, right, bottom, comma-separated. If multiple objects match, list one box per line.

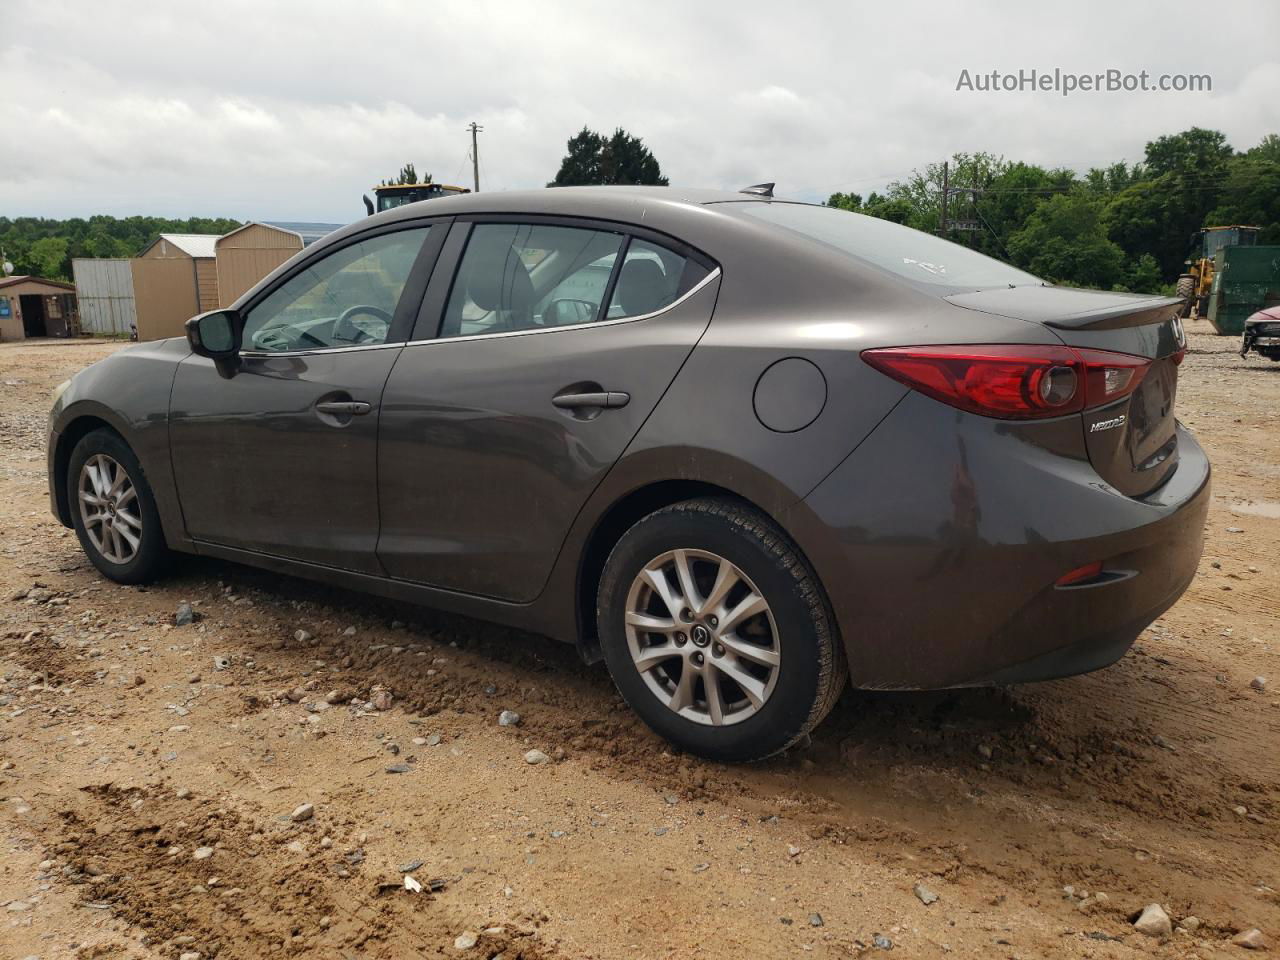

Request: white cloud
left=2, top=0, right=1277, bottom=222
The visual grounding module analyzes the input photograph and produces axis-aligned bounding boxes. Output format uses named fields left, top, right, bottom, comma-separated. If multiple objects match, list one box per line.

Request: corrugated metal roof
left=148, top=234, right=220, bottom=258
left=261, top=221, right=346, bottom=247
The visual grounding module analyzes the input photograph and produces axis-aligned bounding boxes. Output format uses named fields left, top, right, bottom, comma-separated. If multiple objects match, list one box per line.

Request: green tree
left=973, top=163, right=1076, bottom=259
left=1144, top=127, right=1233, bottom=179
left=548, top=127, right=668, bottom=187
left=1118, top=253, right=1164, bottom=294
left=1206, top=141, right=1280, bottom=243
left=1007, top=193, right=1125, bottom=289
left=28, top=236, right=70, bottom=280
left=382, top=163, right=430, bottom=186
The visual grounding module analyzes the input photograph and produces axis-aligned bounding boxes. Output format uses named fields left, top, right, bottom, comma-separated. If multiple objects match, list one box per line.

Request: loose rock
left=174, top=603, right=194, bottom=626
left=454, top=930, right=478, bottom=950
left=498, top=710, right=521, bottom=727
left=192, top=846, right=214, bottom=861
left=914, top=882, right=939, bottom=905
left=290, top=803, right=314, bottom=823
left=1232, top=929, right=1268, bottom=950
left=524, top=749, right=549, bottom=765
left=1250, top=676, right=1268, bottom=692
left=1133, top=903, right=1172, bottom=938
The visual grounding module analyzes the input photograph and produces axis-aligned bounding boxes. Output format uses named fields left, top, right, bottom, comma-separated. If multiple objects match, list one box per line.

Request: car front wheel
left=597, top=497, right=847, bottom=762
left=68, top=428, right=169, bottom=584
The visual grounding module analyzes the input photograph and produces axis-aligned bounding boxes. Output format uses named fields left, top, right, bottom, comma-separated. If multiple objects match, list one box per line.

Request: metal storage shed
left=0, top=276, right=78, bottom=340
left=215, top=221, right=344, bottom=307
left=72, top=258, right=137, bottom=337
left=131, top=233, right=221, bottom=341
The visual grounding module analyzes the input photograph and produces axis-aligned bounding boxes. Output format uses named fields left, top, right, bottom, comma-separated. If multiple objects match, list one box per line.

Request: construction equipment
left=362, top=182, right=469, bottom=217
left=1176, top=225, right=1260, bottom=320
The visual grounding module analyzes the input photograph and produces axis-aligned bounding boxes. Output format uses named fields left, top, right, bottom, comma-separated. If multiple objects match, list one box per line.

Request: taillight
left=861, top=344, right=1152, bottom=420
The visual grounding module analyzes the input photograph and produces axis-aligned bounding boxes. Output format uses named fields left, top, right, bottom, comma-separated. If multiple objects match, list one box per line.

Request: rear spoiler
left=946, top=287, right=1183, bottom=332
left=1040, top=296, right=1183, bottom=332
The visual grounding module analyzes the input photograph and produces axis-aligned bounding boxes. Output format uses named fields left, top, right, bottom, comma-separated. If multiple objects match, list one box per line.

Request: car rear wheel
left=68, top=429, right=169, bottom=584
left=597, top=497, right=847, bottom=762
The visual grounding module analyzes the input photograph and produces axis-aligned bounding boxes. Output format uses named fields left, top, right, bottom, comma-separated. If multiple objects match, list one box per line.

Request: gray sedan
left=48, top=187, right=1209, bottom=761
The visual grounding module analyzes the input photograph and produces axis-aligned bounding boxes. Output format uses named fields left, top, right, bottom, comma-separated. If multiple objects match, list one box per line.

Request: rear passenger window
left=438, top=223, right=707, bottom=338
left=441, top=223, right=624, bottom=337
left=605, top=239, right=694, bottom=319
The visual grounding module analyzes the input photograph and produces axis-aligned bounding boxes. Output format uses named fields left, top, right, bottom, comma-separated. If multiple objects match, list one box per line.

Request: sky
left=4, top=0, right=1279, bottom=223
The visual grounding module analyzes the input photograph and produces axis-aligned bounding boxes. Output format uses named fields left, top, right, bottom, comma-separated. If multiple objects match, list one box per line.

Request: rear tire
left=597, top=497, right=847, bottom=762
left=68, top=429, right=169, bottom=584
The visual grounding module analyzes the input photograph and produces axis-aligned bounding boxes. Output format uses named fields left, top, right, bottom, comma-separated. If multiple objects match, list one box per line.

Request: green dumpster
left=1207, top=245, right=1280, bottom=335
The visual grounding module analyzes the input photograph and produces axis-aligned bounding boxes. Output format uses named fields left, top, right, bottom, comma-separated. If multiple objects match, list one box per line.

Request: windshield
left=724, top=201, right=1041, bottom=291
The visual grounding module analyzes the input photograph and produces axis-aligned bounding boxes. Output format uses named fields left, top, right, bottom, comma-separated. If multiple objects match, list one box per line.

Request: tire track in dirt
left=17, top=782, right=561, bottom=960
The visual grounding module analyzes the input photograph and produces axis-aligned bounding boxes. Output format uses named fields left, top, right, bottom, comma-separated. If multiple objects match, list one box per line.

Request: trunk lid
left=946, top=286, right=1186, bottom=498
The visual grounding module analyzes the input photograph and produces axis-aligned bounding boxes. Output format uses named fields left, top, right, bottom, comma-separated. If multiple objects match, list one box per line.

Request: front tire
left=68, top=429, right=169, bottom=584
left=597, top=498, right=847, bottom=762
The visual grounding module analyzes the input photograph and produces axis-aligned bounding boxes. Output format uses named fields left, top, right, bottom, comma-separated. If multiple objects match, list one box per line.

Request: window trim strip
left=236, top=267, right=720, bottom=357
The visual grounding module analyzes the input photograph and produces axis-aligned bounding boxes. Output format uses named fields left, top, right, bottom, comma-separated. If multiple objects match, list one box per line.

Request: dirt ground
left=0, top=322, right=1276, bottom=960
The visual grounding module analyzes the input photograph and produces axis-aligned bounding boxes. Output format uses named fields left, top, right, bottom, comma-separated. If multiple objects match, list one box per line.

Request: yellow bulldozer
left=362, top=181, right=470, bottom=216
left=1177, top=225, right=1260, bottom=319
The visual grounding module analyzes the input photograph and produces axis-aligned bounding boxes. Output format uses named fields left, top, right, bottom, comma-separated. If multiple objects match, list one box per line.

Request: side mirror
left=185, top=309, right=243, bottom=378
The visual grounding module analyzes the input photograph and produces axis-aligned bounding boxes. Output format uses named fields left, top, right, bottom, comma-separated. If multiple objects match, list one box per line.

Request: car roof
left=366, top=185, right=798, bottom=229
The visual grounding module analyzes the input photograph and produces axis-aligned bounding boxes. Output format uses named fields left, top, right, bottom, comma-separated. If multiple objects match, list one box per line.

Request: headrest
left=615, top=258, right=671, bottom=317
left=465, top=233, right=533, bottom=316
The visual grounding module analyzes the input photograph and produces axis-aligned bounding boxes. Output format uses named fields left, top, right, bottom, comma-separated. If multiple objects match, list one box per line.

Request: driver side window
left=243, top=227, right=431, bottom=352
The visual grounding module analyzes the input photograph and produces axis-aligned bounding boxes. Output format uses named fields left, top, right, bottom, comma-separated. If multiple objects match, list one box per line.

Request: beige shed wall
left=132, top=258, right=199, bottom=341
left=195, top=258, right=220, bottom=312
left=215, top=224, right=303, bottom=307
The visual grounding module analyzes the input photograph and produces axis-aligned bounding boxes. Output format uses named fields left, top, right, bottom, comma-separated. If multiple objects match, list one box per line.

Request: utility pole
left=467, top=121, right=484, bottom=192
left=939, top=160, right=949, bottom=237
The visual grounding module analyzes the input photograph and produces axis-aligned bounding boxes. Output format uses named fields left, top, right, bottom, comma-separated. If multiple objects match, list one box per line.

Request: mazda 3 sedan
left=48, top=187, right=1209, bottom=761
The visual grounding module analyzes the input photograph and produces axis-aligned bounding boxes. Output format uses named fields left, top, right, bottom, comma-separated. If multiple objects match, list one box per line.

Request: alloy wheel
left=624, top=549, right=780, bottom=726
left=78, top=454, right=142, bottom=565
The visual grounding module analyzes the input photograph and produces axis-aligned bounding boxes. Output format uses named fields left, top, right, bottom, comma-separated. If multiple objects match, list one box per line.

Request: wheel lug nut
left=712, top=643, right=724, bottom=657
left=680, top=608, right=693, bottom=622
left=708, top=615, right=718, bottom=627
left=692, top=652, right=704, bottom=665
left=675, top=633, right=687, bottom=646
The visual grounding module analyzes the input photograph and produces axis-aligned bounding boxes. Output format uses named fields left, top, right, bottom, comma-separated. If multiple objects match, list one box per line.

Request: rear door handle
left=315, top=400, right=372, bottom=416
left=551, top=391, right=630, bottom=410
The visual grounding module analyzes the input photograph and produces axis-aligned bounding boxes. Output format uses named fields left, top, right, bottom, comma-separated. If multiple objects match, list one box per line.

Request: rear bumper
left=786, top=393, right=1210, bottom=689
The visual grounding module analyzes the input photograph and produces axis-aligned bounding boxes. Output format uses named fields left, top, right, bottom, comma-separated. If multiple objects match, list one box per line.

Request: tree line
left=826, top=128, right=1280, bottom=294
left=549, top=125, right=1279, bottom=295
left=0, top=215, right=242, bottom=282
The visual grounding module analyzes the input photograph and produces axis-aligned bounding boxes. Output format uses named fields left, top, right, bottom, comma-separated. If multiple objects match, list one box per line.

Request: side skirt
left=192, top=540, right=572, bottom=646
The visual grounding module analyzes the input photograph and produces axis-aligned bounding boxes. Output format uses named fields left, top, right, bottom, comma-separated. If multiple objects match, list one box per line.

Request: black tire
left=67, top=428, right=170, bottom=584
left=597, top=497, right=847, bottom=762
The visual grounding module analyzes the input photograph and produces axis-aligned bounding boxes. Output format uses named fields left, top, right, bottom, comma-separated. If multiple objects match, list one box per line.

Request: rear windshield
left=724, top=201, right=1041, bottom=291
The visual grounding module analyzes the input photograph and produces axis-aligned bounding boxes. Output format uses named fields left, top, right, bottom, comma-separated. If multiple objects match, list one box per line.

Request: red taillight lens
left=862, top=344, right=1152, bottom=420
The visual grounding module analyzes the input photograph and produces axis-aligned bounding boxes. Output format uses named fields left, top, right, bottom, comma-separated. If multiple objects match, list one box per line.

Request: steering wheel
left=336, top=305, right=393, bottom=344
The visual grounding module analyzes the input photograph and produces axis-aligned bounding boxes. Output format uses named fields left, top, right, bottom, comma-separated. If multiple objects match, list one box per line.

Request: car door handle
left=551, top=391, right=630, bottom=410
left=315, top=400, right=372, bottom=416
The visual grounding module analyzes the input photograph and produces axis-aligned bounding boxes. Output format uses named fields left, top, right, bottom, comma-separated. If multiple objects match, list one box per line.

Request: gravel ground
left=0, top=324, right=1277, bottom=959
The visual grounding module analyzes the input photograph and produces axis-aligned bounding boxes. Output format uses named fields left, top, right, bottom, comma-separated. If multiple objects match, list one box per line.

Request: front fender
left=48, top=338, right=191, bottom=550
